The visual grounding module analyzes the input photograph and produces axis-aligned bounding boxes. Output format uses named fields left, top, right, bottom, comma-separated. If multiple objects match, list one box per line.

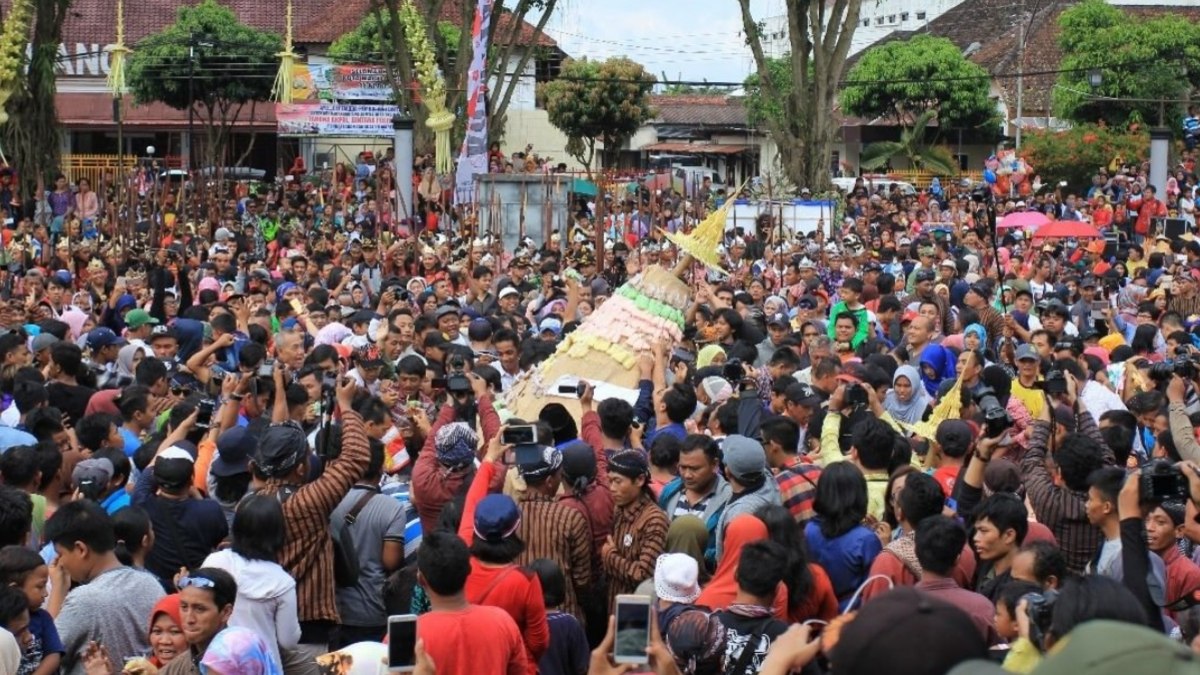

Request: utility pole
left=187, top=31, right=195, bottom=174
left=1015, top=8, right=1027, bottom=149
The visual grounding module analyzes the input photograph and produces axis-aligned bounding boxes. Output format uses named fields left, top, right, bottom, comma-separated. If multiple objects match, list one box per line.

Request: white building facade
left=760, top=0, right=965, bottom=58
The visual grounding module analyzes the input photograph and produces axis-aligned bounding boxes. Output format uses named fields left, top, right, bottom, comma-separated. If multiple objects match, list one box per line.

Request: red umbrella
left=1030, top=220, right=1103, bottom=240
left=997, top=211, right=1050, bottom=230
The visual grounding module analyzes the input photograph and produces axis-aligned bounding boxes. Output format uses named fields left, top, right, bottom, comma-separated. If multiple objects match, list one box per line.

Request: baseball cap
left=539, top=317, right=563, bottom=336
left=1015, top=344, right=1039, bottom=362
left=86, top=327, right=127, bottom=350
left=767, top=313, right=790, bottom=329
left=31, top=333, right=59, bottom=353
left=212, top=427, right=254, bottom=477
left=72, top=458, right=114, bottom=491
left=833, top=587, right=986, bottom=675
left=435, top=304, right=461, bottom=320
left=948, top=620, right=1198, bottom=675
left=935, top=419, right=974, bottom=456
left=915, top=269, right=937, bottom=283
left=498, top=286, right=520, bottom=300
left=124, top=309, right=160, bottom=329
left=473, top=494, right=521, bottom=542
left=154, top=446, right=196, bottom=488
left=721, top=435, right=766, bottom=481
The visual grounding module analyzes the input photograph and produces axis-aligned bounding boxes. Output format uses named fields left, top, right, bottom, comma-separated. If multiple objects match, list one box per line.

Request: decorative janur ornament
left=399, top=0, right=455, bottom=174
left=0, top=0, right=34, bottom=125
left=106, top=0, right=130, bottom=96
left=272, top=0, right=299, bottom=103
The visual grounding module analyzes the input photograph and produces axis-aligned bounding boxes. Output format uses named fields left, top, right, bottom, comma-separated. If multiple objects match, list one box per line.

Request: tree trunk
left=3, top=0, right=71, bottom=209
left=737, top=0, right=860, bottom=193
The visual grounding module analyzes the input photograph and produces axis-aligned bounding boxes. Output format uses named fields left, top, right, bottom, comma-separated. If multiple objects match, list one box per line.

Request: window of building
left=862, top=19, right=869, bottom=26
left=917, top=11, right=927, bottom=19
left=901, top=12, right=909, bottom=21
left=876, top=16, right=884, bottom=24
left=888, top=15, right=896, bottom=23
left=953, top=154, right=969, bottom=171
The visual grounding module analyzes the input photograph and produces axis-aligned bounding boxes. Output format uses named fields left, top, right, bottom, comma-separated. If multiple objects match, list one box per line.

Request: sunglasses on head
left=178, top=575, right=216, bottom=590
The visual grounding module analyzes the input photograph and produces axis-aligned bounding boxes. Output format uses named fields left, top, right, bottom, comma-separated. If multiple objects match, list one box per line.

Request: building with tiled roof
left=0, top=0, right=571, bottom=173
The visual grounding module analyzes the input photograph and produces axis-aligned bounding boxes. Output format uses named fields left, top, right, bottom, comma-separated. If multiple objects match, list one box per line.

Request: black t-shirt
left=47, top=382, right=97, bottom=426
left=141, top=494, right=229, bottom=584
left=715, top=610, right=788, bottom=675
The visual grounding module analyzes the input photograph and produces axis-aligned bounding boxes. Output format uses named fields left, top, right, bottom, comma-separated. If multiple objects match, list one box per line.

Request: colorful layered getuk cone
left=505, top=195, right=737, bottom=424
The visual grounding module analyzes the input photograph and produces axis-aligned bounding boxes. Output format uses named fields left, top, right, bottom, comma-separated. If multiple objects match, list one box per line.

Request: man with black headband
left=514, top=444, right=592, bottom=623
left=601, top=449, right=668, bottom=609
left=249, top=377, right=371, bottom=674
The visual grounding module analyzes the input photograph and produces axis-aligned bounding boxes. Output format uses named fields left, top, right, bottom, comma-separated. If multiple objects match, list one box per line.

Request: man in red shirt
left=1136, top=184, right=1168, bottom=241
left=415, top=531, right=527, bottom=675
left=1144, top=502, right=1200, bottom=619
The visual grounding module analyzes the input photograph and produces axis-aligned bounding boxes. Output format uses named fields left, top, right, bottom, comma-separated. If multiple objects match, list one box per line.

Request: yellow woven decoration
left=910, top=373, right=964, bottom=441
left=106, top=0, right=129, bottom=96
left=660, top=183, right=746, bottom=275
left=399, top=0, right=455, bottom=174
left=427, top=110, right=455, bottom=176
left=272, top=0, right=298, bottom=103
left=0, top=0, right=33, bottom=124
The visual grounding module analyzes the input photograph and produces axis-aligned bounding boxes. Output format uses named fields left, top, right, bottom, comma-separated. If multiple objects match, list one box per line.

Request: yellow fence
left=62, top=154, right=182, bottom=190
left=879, top=169, right=985, bottom=189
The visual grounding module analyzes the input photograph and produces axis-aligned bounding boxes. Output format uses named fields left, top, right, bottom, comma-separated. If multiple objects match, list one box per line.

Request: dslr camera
left=1140, top=458, right=1190, bottom=503
left=1023, top=590, right=1058, bottom=651
left=445, top=354, right=472, bottom=396
left=974, top=386, right=1012, bottom=438
left=844, top=382, right=869, bottom=409
left=1147, top=347, right=1200, bottom=383
left=1034, top=369, right=1068, bottom=396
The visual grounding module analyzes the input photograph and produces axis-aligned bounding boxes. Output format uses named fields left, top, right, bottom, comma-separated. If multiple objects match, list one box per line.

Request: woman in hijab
left=116, top=344, right=144, bottom=387
left=696, top=345, right=725, bottom=369
left=199, top=627, right=282, bottom=675
left=919, top=343, right=957, bottom=397
left=694, top=514, right=788, bottom=619
left=884, top=365, right=932, bottom=425
left=665, top=516, right=709, bottom=583
left=145, top=594, right=187, bottom=669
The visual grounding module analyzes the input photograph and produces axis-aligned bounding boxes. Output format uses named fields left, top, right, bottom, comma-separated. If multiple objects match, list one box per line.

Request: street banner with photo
left=275, top=103, right=400, bottom=137
left=288, top=64, right=394, bottom=101
left=454, top=0, right=495, bottom=203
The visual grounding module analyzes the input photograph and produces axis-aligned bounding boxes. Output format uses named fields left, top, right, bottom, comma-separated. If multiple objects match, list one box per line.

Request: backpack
left=267, top=485, right=374, bottom=588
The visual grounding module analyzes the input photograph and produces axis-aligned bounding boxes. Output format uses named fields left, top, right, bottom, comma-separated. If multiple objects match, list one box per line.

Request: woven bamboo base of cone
left=505, top=264, right=692, bottom=425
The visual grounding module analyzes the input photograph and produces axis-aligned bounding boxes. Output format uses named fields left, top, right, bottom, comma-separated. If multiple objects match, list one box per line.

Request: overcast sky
left=531, top=0, right=784, bottom=86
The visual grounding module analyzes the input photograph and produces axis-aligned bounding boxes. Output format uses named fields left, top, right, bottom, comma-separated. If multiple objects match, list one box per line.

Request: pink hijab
left=60, top=308, right=88, bottom=340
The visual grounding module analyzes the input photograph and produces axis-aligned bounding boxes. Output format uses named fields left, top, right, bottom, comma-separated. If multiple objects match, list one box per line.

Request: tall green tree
left=1054, top=0, right=1200, bottom=126
left=127, top=0, right=281, bottom=169
left=840, top=35, right=997, bottom=129
left=738, top=0, right=861, bottom=192
left=858, top=110, right=958, bottom=175
left=329, top=0, right=559, bottom=146
left=2, top=0, right=72, bottom=205
left=539, top=57, right=655, bottom=174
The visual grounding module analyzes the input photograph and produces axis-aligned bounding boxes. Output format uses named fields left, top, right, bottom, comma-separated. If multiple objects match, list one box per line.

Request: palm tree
left=859, top=109, right=959, bottom=176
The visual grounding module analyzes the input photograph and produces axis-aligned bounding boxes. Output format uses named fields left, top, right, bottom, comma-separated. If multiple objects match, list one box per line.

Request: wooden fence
left=61, top=154, right=183, bottom=190
left=877, top=169, right=985, bottom=189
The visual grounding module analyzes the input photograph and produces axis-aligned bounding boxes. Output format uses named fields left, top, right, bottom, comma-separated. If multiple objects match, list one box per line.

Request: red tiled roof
left=58, top=92, right=276, bottom=130
left=650, top=95, right=748, bottom=127
left=641, top=142, right=751, bottom=155
left=294, top=0, right=558, bottom=47
left=0, top=0, right=332, bottom=49
left=0, top=0, right=555, bottom=51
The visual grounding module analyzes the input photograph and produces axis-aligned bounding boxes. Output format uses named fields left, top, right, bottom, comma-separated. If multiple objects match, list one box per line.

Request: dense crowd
left=1, top=152, right=1200, bottom=675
